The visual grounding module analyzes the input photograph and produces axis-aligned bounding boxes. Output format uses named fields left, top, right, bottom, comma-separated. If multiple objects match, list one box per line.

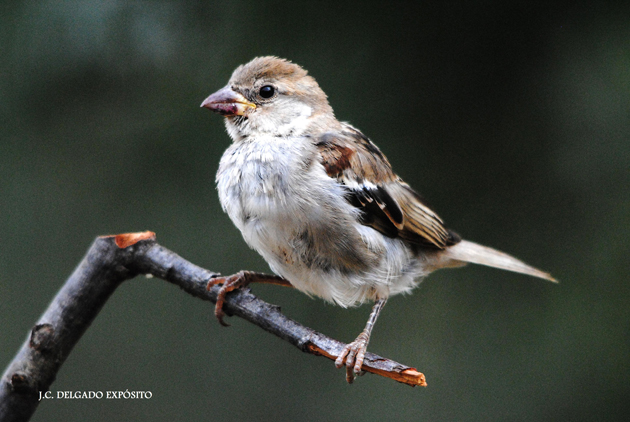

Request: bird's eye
left=259, top=85, right=275, bottom=99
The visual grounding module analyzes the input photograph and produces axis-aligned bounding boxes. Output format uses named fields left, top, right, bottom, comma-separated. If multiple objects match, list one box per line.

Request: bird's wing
left=316, top=125, right=459, bottom=249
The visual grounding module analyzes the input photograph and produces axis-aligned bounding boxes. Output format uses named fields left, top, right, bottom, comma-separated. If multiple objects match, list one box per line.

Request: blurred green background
left=1, top=1, right=629, bottom=421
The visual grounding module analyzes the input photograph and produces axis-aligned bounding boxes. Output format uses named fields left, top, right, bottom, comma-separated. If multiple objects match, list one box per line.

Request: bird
left=200, top=56, right=556, bottom=383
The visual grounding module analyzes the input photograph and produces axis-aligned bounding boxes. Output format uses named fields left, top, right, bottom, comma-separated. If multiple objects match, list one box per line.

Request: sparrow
left=200, top=56, right=556, bottom=383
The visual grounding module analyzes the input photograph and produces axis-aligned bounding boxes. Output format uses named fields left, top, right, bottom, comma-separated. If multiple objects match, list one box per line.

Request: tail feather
left=442, top=240, right=557, bottom=282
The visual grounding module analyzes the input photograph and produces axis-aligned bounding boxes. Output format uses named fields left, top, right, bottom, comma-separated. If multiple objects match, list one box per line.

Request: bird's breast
left=216, top=136, right=312, bottom=222
left=216, top=136, right=375, bottom=272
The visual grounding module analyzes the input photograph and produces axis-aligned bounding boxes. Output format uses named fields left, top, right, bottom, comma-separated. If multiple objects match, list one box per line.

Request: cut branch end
left=101, top=231, right=156, bottom=248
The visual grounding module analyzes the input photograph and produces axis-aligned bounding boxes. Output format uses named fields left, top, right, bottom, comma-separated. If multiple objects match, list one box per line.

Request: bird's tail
left=439, top=240, right=557, bottom=282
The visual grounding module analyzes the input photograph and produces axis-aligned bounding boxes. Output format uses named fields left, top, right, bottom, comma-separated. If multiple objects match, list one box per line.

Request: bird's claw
left=206, top=271, right=252, bottom=327
left=335, top=332, right=370, bottom=383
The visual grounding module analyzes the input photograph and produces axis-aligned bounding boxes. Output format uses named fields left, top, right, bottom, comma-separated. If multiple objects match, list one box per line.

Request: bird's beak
left=200, top=86, right=256, bottom=116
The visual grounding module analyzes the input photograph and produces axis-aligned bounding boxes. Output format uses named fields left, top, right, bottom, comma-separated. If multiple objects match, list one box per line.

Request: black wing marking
left=316, top=126, right=460, bottom=249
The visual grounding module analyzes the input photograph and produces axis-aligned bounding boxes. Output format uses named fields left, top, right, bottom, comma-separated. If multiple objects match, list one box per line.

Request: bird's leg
left=206, top=271, right=292, bottom=327
left=335, top=297, right=387, bottom=383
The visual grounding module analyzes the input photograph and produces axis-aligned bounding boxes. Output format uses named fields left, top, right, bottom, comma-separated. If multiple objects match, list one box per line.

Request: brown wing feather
left=315, top=124, right=458, bottom=249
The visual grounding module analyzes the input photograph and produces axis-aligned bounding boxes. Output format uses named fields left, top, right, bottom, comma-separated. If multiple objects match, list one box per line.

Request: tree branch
left=0, top=232, right=426, bottom=421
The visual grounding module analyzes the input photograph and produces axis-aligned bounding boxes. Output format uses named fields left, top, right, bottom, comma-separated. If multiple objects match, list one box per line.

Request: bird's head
left=201, top=57, right=337, bottom=140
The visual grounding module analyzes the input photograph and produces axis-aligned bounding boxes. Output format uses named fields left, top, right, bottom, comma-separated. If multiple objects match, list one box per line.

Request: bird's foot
left=206, top=271, right=292, bottom=327
left=335, top=331, right=371, bottom=384
left=206, top=271, right=254, bottom=327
